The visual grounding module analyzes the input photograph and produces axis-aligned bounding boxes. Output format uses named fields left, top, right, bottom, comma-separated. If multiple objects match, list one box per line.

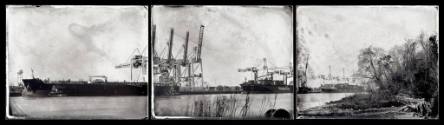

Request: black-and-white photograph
left=151, top=6, right=294, bottom=119
left=296, top=6, right=439, bottom=119
left=6, top=5, right=149, bottom=119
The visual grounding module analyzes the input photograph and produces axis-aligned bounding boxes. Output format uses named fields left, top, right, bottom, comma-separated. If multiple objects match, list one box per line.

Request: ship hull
left=320, top=88, right=339, bottom=93
left=9, top=86, right=24, bottom=97
left=154, top=84, right=179, bottom=96
left=320, top=83, right=365, bottom=93
left=53, top=84, right=147, bottom=96
left=240, top=84, right=293, bottom=93
left=22, top=78, right=52, bottom=96
left=22, top=78, right=147, bottom=96
left=320, top=89, right=363, bottom=93
left=296, top=87, right=312, bottom=94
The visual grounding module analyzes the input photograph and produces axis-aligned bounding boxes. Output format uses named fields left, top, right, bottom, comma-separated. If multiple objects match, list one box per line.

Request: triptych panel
left=5, top=5, right=439, bottom=120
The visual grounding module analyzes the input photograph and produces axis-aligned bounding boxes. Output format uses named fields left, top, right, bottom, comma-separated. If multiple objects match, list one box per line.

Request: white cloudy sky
left=7, top=6, right=148, bottom=85
left=298, top=6, right=438, bottom=83
left=152, top=6, right=293, bottom=86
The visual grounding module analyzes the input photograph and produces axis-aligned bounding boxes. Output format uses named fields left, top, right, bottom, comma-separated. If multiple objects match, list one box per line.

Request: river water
left=296, top=93, right=355, bottom=111
left=8, top=96, right=147, bottom=119
left=154, top=93, right=294, bottom=119
left=8, top=93, right=353, bottom=119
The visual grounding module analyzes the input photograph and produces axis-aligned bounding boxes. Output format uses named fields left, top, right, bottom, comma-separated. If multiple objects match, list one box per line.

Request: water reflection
left=297, top=93, right=355, bottom=111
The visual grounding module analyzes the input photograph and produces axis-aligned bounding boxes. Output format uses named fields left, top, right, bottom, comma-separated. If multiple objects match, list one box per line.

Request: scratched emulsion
left=6, top=6, right=149, bottom=119
left=151, top=6, right=294, bottom=118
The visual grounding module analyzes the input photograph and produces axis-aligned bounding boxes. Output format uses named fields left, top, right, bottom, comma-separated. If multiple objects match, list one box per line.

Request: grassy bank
left=155, top=94, right=294, bottom=119
left=298, top=93, right=434, bottom=119
left=326, top=93, right=407, bottom=110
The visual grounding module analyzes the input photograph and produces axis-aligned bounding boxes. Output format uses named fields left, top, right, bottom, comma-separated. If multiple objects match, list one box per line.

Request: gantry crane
left=152, top=24, right=206, bottom=88
left=115, top=45, right=148, bottom=82
left=238, top=58, right=293, bottom=85
left=238, top=67, right=259, bottom=83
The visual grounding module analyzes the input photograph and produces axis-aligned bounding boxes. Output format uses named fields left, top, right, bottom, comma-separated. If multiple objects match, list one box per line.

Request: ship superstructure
left=239, top=58, right=294, bottom=93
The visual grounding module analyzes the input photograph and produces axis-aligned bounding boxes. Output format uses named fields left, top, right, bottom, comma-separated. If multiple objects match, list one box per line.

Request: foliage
left=356, top=33, right=438, bottom=118
left=357, top=33, right=438, bottom=101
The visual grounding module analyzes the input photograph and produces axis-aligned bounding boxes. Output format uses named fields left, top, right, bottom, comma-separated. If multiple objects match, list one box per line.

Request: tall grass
left=183, top=93, right=287, bottom=119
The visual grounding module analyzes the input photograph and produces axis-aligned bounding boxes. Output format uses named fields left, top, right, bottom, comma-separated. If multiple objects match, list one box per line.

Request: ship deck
left=45, top=81, right=147, bottom=85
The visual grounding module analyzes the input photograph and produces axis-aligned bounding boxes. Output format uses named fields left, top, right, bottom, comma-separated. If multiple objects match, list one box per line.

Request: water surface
left=297, top=93, right=355, bottom=111
left=9, top=96, right=147, bottom=119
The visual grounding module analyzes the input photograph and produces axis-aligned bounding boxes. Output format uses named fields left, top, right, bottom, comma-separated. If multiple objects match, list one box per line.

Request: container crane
left=238, top=67, right=259, bottom=84
left=115, top=46, right=148, bottom=82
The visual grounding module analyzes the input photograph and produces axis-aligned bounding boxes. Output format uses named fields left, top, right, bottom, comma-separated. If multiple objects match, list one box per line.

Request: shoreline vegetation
left=155, top=93, right=293, bottom=119
left=298, top=93, right=436, bottom=119
left=187, top=93, right=294, bottom=119
left=297, top=33, right=439, bottom=119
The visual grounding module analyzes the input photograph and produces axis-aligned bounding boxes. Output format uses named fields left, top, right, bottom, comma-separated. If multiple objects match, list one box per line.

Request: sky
left=7, top=6, right=148, bottom=85
left=297, top=6, right=438, bottom=87
left=152, top=6, right=293, bottom=86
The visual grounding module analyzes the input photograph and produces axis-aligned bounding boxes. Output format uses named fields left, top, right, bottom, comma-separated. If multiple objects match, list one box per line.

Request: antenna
left=31, top=68, right=35, bottom=79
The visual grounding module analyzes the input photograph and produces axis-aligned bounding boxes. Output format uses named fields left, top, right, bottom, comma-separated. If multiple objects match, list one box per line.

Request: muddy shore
left=297, top=95, right=433, bottom=119
left=298, top=105, right=420, bottom=119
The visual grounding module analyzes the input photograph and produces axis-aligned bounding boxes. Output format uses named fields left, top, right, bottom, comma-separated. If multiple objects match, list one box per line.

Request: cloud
left=7, top=6, right=148, bottom=85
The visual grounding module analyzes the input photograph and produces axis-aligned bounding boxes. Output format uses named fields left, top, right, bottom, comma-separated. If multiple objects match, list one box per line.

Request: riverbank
left=297, top=93, right=431, bottom=119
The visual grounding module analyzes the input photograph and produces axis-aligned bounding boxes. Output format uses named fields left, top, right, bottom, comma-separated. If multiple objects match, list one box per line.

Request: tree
left=357, top=46, right=388, bottom=91
left=410, top=34, right=438, bottom=102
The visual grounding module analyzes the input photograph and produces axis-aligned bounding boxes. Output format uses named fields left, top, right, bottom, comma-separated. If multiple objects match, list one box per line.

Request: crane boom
left=167, top=28, right=174, bottom=66
left=196, top=25, right=204, bottom=62
left=238, top=67, right=258, bottom=83
left=152, top=25, right=157, bottom=57
left=182, top=31, right=189, bottom=66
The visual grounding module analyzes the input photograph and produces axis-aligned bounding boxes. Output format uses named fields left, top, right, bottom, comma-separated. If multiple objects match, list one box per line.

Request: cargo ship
left=152, top=61, right=180, bottom=96
left=178, top=86, right=242, bottom=95
left=9, top=85, right=24, bottom=96
left=320, top=83, right=364, bottom=93
left=22, top=76, right=147, bottom=96
left=296, top=86, right=312, bottom=94
left=238, top=58, right=294, bottom=93
left=240, top=79, right=294, bottom=93
left=153, top=83, right=179, bottom=96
